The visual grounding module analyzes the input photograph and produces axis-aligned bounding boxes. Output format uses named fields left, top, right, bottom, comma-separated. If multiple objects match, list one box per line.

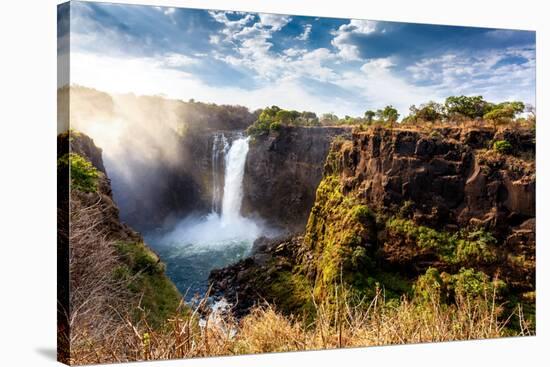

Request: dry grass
left=61, top=194, right=139, bottom=364
left=70, top=282, right=532, bottom=365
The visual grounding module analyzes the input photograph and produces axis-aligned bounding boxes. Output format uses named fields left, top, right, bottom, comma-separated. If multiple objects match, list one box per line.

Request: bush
left=58, top=152, right=100, bottom=192
left=493, top=140, right=513, bottom=154
left=269, top=121, right=282, bottom=131
left=386, top=218, right=497, bottom=265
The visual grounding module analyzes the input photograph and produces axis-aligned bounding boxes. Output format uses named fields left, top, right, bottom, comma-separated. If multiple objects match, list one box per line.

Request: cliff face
left=109, top=129, right=213, bottom=232
left=314, top=126, right=535, bottom=291
left=241, top=126, right=352, bottom=232
left=58, top=132, right=183, bottom=363
left=210, top=126, right=535, bottom=319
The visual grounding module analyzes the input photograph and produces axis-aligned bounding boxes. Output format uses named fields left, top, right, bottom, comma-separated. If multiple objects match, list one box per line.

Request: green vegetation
left=246, top=105, right=321, bottom=136
left=376, top=105, right=400, bottom=124
left=404, top=101, right=444, bottom=124
left=415, top=267, right=506, bottom=302
left=493, top=139, right=513, bottom=154
left=247, top=96, right=531, bottom=134
left=364, top=110, right=375, bottom=123
left=484, top=101, right=525, bottom=125
left=266, top=270, right=316, bottom=319
left=444, top=95, right=494, bottom=119
left=57, top=152, right=100, bottom=192
left=115, top=242, right=183, bottom=327
left=386, top=218, right=498, bottom=265
left=403, top=95, right=528, bottom=126
left=304, top=173, right=377, bottom=299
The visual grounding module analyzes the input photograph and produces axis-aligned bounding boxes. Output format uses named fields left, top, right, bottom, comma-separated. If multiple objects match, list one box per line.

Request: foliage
left=386, top=218, right=498, bottom=265
left=320, top=112, right=339, bottom=125
left=58, top=152, right=100, bottom=192
left=376, top=105, right=400, bottom=123
left=444, top=95, right=494, bottom=119
left=304, top=174, right=377, bottom=299
left=493, top=140, right=513, bottom=154
left=364, top=110, right=376, bottom=123
left=115, top=242, right=182, bottom=327
left=69, top=279, right=528, bottom=364
left=414, top=267, right=444, bottom=302
left=484, top=101, right=525, bottom=125
left=404, top=101, right=444, bottom=124
left=269, top=121, right=282, bottom=131
left=247, top=106, right=320, bottom=136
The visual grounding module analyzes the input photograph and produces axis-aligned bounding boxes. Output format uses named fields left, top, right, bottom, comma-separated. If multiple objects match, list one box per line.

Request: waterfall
left=221, top=136, right=249, bottom=224
left=146, top=133, right=265, bottom=297
left=159, top=134, right=260, bottom=247
left=211, top=133, right=228, bottom=214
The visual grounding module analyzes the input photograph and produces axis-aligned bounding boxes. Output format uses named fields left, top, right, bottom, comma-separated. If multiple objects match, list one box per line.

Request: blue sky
left=59, top=1, right=536, bottom=117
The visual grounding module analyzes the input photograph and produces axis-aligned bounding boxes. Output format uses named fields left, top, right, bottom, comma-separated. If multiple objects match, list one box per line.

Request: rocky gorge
left=210, top=126, right=536, bottom=324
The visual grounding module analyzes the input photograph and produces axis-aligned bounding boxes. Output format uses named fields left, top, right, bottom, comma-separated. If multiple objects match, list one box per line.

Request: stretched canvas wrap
left=57, top=1, right=536, bottom=364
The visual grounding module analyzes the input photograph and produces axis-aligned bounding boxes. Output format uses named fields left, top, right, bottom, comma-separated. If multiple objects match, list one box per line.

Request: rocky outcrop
left=210, top=126, right=536, bottom=317
left=334, top=127, right=535, bottom=290
left=241, top=126, right=352, bottom=232
left=58, top=131, right=183, bottom=363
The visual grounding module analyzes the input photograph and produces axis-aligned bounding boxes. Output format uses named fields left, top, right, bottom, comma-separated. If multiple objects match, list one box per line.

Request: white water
left=221, top=137, right=250, bottom=224
left=158, top=135, right=261, bottom=250
left=148, top=134, right=263, bottom=296
left=211, top=133, right=229, bottom=214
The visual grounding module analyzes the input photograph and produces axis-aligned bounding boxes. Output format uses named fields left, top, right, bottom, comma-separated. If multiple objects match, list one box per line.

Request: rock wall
left=241, top=126, right=352, bottom=232
left=328, top=126, right=535, bottom=290
left=210, top=126, right=536, bottom=318
left=108, top=129, right=213, bottom=232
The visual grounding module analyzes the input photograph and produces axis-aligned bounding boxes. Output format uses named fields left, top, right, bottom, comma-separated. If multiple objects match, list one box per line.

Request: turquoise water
left=150, top=236, right=252, bottom=298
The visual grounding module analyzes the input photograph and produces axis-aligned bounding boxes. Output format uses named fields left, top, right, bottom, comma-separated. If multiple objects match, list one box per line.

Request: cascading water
left=147, top=134, right=262, bottom=297
left=211, top=133, right=228, bottom=214
left=221, top=136, right=249, bottom=225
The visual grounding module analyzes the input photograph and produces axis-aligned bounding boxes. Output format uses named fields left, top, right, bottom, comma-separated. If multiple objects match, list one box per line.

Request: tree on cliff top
left=444, top=95, right=494, bottom=120
left=376, top=105, right=400, bottom=124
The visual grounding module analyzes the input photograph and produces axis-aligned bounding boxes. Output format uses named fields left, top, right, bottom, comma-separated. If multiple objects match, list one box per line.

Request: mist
left=62, top=85, right=256, bottom=231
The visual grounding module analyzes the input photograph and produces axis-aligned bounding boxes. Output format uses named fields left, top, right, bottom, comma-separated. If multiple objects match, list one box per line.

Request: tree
left=300, top=111, right=319, bottom=126
left=407, top=101, right=443, bottom=123
left=483, top=101, right=525, bottom=127
left=320, top=113, right=339, bottom=125
left=275, top=110, right=295, bottom=124
left=364, top=110, right=376, bottom=123
left=444, top=95, right=493, bottom=119
left=376, top=105, right=400, bottom=124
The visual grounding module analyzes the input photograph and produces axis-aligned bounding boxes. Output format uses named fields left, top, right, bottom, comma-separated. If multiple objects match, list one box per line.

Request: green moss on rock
left=386, top=218, right=498, bottom=265
left=304, top=174, right=376, bottom=299
left=115, top=242, right=183, bottom=327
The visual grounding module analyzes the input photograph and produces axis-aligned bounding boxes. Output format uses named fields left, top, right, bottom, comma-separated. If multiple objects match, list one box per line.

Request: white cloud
left=297, top=24, right=312, bottom=41
left=360, top=57, right=395, bottom=73
left=209, top=11, right=293, bottom=80
left=163, top=53, right=198, bottom=67
left=331, top=19, right=377, bottom=60
left=257, top=13, right=291, bottom=31
left=405, top=47, right=536, bottom=105
left=70, top=51, right=355, bottom=116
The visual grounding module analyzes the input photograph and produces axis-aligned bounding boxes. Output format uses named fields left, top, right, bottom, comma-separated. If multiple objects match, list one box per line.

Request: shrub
left=386, top=218, right=497, bottom=265
left=58, top=152, right=100, bottom=192
left=269, top=121, right=282, bottom=131
left=493, top=140, right=513, bottom=154
left=414, top=267, right=444, bottom=302
left=445, top=268, right=505, bottom=300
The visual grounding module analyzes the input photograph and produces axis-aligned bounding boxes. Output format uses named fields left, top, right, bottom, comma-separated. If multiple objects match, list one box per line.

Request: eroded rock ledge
left=210, top=126, right=535, bottom=318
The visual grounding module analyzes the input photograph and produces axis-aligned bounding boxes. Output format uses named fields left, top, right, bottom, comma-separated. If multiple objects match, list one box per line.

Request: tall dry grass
left=62, top=195, right=139, bottom=364
left=70, top=281, right=532, bottom=365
